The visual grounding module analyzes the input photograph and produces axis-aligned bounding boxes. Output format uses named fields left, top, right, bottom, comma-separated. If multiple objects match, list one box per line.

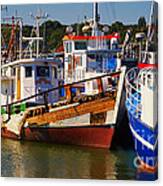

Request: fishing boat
left=1, top=11, right=63, bottom=106
left=125, top=2, right=158, bottom=171
left=1, top=3, right=126, bottom=148
left=1, top=69, right=126, bottom=148
left=57, top=2, right=122, bottom=86
left=125, top=60, right=157, bottom=171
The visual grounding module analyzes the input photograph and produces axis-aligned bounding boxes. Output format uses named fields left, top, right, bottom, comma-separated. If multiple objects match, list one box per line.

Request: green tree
left=110, top=21, right=124, bottom=32
left=1, top=18, right=149, bottom=51
left=138, top=17, right=146, bottom=28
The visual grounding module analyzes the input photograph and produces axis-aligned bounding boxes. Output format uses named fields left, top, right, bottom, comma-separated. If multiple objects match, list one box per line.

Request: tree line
left=1, top=17, right=148, bottom=53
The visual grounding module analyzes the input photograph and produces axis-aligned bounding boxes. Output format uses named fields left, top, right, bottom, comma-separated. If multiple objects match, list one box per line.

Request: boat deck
left=26, top=95, right=116, bottom=126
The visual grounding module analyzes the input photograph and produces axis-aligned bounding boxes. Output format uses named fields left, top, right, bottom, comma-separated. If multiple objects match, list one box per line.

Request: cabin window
left=87, top=54, right=95, bottom=61
left=65, top=43, right=68, bottom=53
left=65, top=42, right=72, bottom=53
left=69, top=42, right=72, bottom=52
left=36, top=66, right=50, bottom=77
left=75, top=41, right=87, bottom=50
left=11, top=68, right=16, bottom=76
left=25, top=66, right=32, bottom=78
left=52, top=67, right=57, bottom=79
left=2, top=68, right=7, bottom=76
left=87, top=53, right=103, bottom=72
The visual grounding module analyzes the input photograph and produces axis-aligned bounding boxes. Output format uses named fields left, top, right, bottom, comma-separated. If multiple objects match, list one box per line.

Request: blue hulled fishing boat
left=125, top=1, right=158, bottom=172
left=125, top=64, right=158, bottom=171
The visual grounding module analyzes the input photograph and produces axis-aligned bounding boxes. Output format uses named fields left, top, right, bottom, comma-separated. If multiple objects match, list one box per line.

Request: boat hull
left=1, top=127, right=20, bottom=140
left=2, top=125, right=115, bottom=148
left=128, top=112, right=158, bottom=172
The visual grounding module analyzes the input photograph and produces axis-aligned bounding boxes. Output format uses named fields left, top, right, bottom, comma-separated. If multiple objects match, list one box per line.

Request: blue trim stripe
left=128, top=112, right=158, bottom=146
left=127, top=113, right=158, bottom=168
left=132, top=135, right=158, bottom=167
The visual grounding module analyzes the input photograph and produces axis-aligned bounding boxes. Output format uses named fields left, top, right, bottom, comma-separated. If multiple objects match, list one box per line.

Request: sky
left=1, top=1, right=152, bottom=26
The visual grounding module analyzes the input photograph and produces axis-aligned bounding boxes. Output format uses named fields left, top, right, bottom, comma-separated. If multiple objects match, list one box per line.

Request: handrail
left=125, top=66, right=157, bottom=119
left=125, top=67, right=142, bottom=118
left=125, top=67, right=141, bottom=93
left=1, top=70, right=121, bottom=108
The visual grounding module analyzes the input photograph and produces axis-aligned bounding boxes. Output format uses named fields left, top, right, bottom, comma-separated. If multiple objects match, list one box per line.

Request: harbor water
left=1, top=138, right=157, bottom=180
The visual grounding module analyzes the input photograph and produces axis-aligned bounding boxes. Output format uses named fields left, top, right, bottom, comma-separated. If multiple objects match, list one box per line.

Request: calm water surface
left=1, top=138, right=156, bottom=180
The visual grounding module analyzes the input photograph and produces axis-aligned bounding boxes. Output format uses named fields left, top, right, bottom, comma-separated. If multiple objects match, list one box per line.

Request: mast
left=145, top=1, right=156, bottom=52
left=92, top=2, right=99, bottom=36
left=36, top=16, right=40, bottom=58
left=30, top=9, right=48, bottom=58
left=1, top=15, right=23, bottom=62
left=19, top=18, right=23, bottom=59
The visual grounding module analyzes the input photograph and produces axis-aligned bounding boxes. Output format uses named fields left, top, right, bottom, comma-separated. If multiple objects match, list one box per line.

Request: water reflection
left=1, top=138, right=149, bottom=180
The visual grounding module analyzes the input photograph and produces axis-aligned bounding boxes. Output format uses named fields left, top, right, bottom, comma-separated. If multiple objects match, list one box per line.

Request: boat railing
left=137, top=67, right=157, bottom=91
left=125, top=67, right=142, bottom=119
left=65, top=68, right=87, bottom=83
left=87, top=38, right=108, bottom=50
left=1, top=70, right=121, bottom=117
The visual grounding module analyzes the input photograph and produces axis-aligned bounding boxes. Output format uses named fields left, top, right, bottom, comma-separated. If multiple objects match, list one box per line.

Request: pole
left=92, top=2, right=98, bottom=36
left=30, top=9, right=48, bottom=58
left=36, top=18, right=39, bottom=58
left=145, top=1, right=154, bottom=52
left=19, top=19, right=23, bottom=59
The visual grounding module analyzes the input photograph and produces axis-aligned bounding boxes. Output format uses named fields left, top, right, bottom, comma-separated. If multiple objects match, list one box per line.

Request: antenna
left=30, top=9, right=48, bottom=58
left=77, top=16, right=80, bottom=35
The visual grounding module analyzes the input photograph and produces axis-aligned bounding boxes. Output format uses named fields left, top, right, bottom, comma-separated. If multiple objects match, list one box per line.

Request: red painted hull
left=22, top=126, right=115, bottom=148
left=0, top=125, right=115, bottom=148
left=1, top=127, right=20, bottom=140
